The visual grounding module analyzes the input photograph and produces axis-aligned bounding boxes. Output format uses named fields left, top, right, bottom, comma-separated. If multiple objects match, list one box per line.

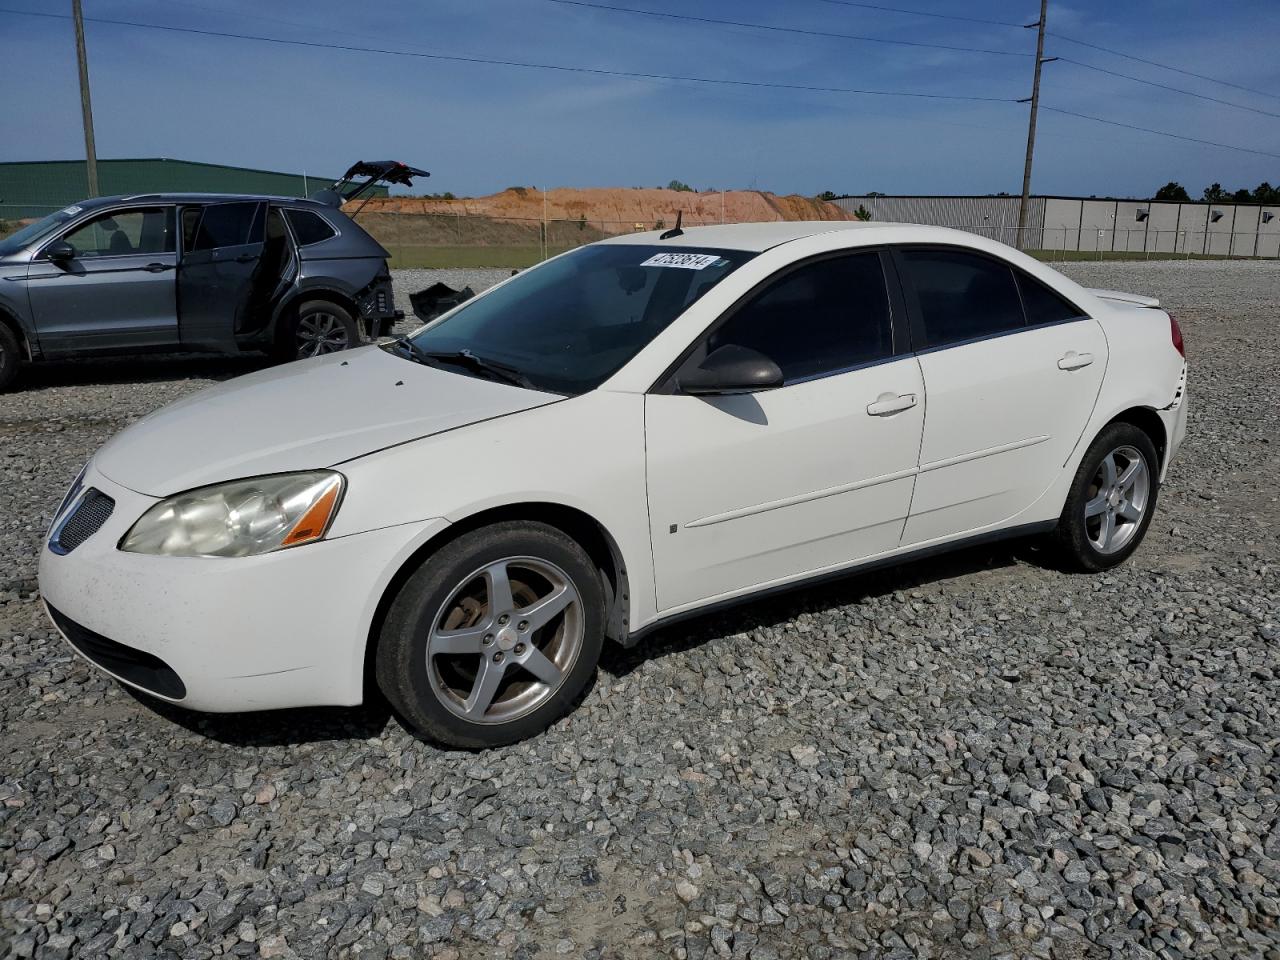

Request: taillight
left=1169, top=315, right=1185, bottom=358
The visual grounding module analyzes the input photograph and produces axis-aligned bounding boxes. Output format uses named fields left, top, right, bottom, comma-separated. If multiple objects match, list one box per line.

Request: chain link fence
left=5, top=203, right=1279, bottom=267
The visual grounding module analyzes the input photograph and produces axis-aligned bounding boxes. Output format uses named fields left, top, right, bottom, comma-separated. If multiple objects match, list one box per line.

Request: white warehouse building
left=833, top=194, right=1280, bottom=258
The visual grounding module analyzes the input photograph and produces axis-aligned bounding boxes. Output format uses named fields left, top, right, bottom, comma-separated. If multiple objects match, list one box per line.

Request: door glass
left=60, top=208, right=174, bottom=258
left=190, top=202, right=263, bottom=251
left=900, top=249, right=1024, bottom=347
left=1017, top=271, right=1085, bottom=326
left=705, top=252, right=893, bottom=383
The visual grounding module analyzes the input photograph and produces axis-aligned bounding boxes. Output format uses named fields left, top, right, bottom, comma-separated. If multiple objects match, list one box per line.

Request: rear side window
left=705, top=252, right=893, bottom=384
left=285, top=209, right=338, bottom=246
left=900, top=249, right=1024, bottom=347
left=190, top=202, right=263, bottom=251
left=1017, top=271, right=1084, bottom=326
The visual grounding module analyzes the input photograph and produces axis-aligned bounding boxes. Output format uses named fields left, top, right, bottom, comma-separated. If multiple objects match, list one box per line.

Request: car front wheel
left=1054, top=422, right=1160, bottom=572
left=375, top=522, right=604, bottom=748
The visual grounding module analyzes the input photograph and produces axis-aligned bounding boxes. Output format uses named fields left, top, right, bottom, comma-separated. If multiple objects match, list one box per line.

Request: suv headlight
left=120, top=472, right=344, bottom=558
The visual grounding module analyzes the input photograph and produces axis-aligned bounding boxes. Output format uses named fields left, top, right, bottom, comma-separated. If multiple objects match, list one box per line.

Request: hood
left=94, top=346, right=559, bottom=496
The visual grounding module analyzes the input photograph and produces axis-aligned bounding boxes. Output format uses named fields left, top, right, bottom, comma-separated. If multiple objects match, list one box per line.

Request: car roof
left=78, top=192, right=332, bottom=208
left=598, top=220, right=972, bottom=252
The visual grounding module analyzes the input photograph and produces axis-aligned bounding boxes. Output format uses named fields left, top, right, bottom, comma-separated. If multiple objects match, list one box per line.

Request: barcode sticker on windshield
left=640, top=252, right=723, bottom=270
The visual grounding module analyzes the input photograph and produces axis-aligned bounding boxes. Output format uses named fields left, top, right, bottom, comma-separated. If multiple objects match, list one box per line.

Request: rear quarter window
left=285, top=209, right=338, bottom=246
left=1017, top=271, right=1086, bottom=326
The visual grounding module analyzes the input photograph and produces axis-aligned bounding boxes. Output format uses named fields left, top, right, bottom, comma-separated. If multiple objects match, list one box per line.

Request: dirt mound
left=351, top=186, right=854, bottom=232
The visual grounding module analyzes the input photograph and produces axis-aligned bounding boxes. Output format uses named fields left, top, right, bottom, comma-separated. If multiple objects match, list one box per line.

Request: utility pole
left=72, top=0, right=99, bottom=197
left=1016, top=0, right=1056, bottom=249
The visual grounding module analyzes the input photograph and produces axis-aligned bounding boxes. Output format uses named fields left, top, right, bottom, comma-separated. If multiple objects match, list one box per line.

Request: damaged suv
left=0, top=160, right=427, bottom=390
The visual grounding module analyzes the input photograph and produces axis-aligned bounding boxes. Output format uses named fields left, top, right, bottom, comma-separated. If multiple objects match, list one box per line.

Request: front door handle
left=866, top=392, right=918, bottom=416
left=144, top=262, right=174, bottom=273
left=1058, top=351, right=1095, bottom=370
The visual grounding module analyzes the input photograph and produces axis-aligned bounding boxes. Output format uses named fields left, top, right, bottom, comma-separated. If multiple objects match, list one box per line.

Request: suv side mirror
left=45, top=240, right=75, bottom=262
left=678, top=344, right=784, bottom=396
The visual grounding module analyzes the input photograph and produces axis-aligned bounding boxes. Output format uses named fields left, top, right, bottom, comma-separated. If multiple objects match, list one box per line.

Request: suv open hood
left=310, top=160, right=430, bottom=208
left=93, top=346, right=558, bottom=496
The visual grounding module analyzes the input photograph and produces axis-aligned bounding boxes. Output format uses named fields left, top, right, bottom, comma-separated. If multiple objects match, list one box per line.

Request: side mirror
left=678, top=344, right=784, bottom=396
left=45, top=240, right=75, bottom=262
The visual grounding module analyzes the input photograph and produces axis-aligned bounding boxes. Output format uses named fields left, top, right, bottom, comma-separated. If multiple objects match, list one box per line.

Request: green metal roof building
left=0, top=158, right=386, bottom=219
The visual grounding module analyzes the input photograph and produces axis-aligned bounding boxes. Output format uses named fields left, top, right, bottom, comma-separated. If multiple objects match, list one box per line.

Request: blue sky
left=2, top=0, right=1278, bottom=198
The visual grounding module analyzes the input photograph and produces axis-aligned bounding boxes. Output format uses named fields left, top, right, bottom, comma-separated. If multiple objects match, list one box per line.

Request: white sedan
left=39, top=223, right=1188, bottom=747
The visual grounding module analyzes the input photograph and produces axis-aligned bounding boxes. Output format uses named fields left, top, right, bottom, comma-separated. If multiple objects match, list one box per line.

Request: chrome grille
left=51, top=488, right=115, bottom=554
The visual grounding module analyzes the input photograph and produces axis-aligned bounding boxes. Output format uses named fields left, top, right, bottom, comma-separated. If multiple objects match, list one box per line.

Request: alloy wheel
left=426, top=557, right=584, bottom=724
left=295, top=312, right=350, bottom=357
left=1084, top=444, right=1150, bottom=555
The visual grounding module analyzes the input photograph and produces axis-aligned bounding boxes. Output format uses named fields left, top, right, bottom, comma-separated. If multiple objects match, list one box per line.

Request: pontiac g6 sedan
left=40, top=222, right=1188, bottom=747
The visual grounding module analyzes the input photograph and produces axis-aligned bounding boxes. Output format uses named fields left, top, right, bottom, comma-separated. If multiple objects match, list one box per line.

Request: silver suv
left=0, top=160, right=427, bottom=390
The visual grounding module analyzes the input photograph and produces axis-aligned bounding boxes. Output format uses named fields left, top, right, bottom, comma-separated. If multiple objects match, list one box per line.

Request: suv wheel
left=375, top=522, right=605, bottom=748
left=286, top=300, right=359, bottom=360
left=0, top=323, right=21, bottom=392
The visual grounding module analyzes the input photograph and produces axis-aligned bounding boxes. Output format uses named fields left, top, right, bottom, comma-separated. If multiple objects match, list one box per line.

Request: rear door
left=27, top=206, right=179, bottom=354
left=644, top=250, right=925, bottom=611
left=894, top=247, right=1108, bottom=545
left=177, top=201, right=265, bottom=351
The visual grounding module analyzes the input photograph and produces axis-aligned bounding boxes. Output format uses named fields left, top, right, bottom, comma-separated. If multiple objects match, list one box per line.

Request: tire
left=1053, top=422, right=1160, bottom=572
left=375, top=522, right=605, bottom=748
left=0, top=322, right=21, bottom=392
left=279, top=300, right=359, bottom=361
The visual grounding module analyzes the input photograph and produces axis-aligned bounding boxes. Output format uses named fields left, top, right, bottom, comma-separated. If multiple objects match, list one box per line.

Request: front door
left=645, top=251, right=925, bottom=612
left=177, top=201, right=266, bottom=352
left=27, top=206, right=179, bottom=354
left=894, top=247, right=1108, bottom=545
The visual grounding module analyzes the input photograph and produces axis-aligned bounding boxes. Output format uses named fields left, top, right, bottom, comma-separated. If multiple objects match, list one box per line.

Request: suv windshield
left=0, top=206, right=81, bottom=257
left=404, top=244, right=756, bottom=394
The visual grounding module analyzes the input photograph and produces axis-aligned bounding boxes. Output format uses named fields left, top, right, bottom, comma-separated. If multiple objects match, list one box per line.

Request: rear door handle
left=234, top=253, right=259, bottom=264
left=866, top=392, right=918, bottom=416
left=1058, top=351, right=1095, bottom=370
left=144, top=262, right=173, bottom=273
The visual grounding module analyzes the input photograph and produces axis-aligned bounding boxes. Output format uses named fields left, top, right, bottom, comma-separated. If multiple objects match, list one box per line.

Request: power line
left=810, top=0, right=1023, bottom=28
left=1047, top=31, right=1280, bottom=103
left=0, top=7, right=1018, bottom=102
left=1056, top=56, right=1280, bottom=120
left=543, top=0, right=1032, bottom=58
left=1042, top=106, right=1280, bottom=160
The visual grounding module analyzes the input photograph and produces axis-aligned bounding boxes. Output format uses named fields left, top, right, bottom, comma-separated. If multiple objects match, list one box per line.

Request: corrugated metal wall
left=0, top=159, right=383, bottom=219
left=834, top=194, right=1280, bottom=257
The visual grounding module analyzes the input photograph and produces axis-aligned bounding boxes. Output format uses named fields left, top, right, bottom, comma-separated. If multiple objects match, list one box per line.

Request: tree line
left=1153, top=181, right=1280, bottom=204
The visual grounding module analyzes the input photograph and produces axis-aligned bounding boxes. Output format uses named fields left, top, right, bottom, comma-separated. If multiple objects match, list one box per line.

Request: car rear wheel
left=288, top=300, right=359, bottom=360
left=0, top=323, right=21, bottom=392
left=375, top=522, right=604, bottom=748
left=1054, top=422, right=1159, bottom=572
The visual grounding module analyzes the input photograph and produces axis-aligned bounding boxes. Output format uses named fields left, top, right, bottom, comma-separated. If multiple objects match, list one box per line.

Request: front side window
left=405, top=244, right=756, bottom=394
left=705, top=252, right=893, bottom=383
left=189, top=202, right=263, bottom=252
left=58, top=208, right=174, bottom=258
left=900, top=248, right=1024, bottom=347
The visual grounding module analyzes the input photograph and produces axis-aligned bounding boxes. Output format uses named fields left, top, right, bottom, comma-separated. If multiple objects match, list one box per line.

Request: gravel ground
left=1, top=260, right=1278, bottom=960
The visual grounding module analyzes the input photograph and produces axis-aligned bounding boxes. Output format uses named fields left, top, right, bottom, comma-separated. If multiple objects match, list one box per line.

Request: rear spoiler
left=310, top=160, right=430, bottom=215
left=1086, top=287, right=1161, bottom=308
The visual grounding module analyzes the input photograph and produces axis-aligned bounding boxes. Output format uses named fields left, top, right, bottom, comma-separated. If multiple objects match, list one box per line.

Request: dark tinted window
left=900, top=249, right=1023, bottom=347
left=1017, top=271, right=1083, bottom=326
left=190, top=202, right=262, bottom=251
left=285, top=209, right=338, bottom=246
left=707, top=252, right=892, bottom=383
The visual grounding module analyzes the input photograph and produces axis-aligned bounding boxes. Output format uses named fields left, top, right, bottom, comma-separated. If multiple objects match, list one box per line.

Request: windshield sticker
left=640, top=252, right=723, bottom=270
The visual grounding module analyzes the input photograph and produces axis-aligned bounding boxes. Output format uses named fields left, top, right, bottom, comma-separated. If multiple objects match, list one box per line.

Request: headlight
left=120, top=471, right=344, bottom=558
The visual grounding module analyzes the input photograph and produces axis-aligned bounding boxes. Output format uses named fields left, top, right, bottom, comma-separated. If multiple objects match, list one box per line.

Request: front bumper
left=38, top=466, right=449, bottom=712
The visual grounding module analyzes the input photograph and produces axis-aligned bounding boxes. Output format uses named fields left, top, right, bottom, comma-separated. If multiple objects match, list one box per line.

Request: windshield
left=0, top=207, right=82, bottom=257
left=405, top=244, right=756, bottom=394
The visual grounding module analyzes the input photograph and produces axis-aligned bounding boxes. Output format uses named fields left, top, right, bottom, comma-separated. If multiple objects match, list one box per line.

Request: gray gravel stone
left=2, top=260, right=1279, bottom=958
